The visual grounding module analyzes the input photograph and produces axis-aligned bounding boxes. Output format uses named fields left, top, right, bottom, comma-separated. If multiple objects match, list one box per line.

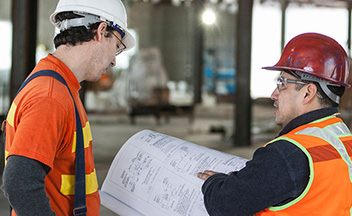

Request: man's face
left=270, top=72, right=306, bottom=128
left=86, top=30, right=123, bottom=82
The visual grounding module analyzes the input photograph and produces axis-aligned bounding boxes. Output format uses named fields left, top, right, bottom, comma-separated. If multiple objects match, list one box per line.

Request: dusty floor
left=0, top=102, right=279, bottom=215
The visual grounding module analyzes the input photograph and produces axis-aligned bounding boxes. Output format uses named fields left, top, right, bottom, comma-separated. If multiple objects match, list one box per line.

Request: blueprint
left=100, top=130, right=248, bottom=216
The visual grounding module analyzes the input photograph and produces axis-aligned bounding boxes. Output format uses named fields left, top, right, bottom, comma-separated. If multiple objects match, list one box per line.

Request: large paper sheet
left=100, top=130, right=248, bottom=216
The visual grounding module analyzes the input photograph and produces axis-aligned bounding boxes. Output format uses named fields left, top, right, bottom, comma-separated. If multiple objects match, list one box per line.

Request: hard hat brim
left=122, top=29, right=136, bottom=51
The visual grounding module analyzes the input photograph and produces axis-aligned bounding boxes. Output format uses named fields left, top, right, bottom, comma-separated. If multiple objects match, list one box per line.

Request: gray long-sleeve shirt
left=1, top=155, right=56, bottom=216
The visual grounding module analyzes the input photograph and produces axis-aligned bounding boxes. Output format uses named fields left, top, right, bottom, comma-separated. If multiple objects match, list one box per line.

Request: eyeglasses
left=277, top=76, right=308, bottom=91
left=110, top=31, right=126, bottom=56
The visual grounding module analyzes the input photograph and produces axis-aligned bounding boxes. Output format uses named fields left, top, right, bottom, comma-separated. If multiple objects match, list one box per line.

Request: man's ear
left=95, top=22, right=107, bottom=42
left=302, top=83, right=318, bottom=104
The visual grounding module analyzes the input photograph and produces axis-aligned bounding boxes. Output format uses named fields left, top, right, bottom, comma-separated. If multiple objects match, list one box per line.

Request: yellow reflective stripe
left=60, top=169, right=98, bottom=195
left=7, top=102, right=17, bottom=127
left=72, top=121, right=92, bottom=153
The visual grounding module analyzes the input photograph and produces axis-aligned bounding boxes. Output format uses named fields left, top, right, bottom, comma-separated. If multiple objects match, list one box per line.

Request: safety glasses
left=277, top=76, right=308, bottom=91
left=111, top=31, right=126, bottom=56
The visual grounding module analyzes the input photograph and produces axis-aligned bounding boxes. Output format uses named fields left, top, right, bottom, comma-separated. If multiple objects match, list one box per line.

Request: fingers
left=197, top=170, right=218, bottom=181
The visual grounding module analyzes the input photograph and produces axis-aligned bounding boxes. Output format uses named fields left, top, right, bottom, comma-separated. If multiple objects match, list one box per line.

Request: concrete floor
left=0, top=103, right=278, bottom=215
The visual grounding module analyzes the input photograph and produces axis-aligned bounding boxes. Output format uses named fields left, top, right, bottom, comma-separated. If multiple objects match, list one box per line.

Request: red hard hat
left=263, top=32, right=351, bottom=88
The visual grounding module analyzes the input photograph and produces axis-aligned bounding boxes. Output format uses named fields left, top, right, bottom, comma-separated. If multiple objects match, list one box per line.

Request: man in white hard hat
left=1, top=0, right=135, bottom=215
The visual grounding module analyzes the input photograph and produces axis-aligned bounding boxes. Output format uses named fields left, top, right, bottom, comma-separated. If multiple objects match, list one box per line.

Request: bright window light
left=0, top=21, right=12, bottom=71
left=115, top=29, right=139, bottom=69
left=202, top=9, right=216, bottom=25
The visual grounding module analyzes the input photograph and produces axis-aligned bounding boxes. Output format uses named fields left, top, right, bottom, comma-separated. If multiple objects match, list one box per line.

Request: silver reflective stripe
left=296, top=123, right=352, bottom=182
left=324, top=123, right=351, bottom=137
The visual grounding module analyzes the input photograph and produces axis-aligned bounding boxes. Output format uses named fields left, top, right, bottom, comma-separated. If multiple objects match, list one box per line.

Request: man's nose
left=271, top=87, right=279, bottom=101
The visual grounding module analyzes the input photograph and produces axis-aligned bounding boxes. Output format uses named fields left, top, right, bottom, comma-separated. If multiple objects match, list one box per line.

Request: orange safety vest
left=256, top=114, right=352, bottom=215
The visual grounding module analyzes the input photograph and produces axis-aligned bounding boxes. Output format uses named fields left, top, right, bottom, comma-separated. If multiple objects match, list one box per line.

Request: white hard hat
left=50, top=0, right=135, bottom=51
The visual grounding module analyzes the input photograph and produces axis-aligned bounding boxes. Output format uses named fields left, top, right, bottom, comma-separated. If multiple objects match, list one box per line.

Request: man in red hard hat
left=1, top=0, right=135, bottom=215
left=198, top=33, right=352, bottom=215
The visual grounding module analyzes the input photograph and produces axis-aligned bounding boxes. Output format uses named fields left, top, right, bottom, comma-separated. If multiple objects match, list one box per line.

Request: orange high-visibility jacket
left=256, top=114, right=352, bottom=215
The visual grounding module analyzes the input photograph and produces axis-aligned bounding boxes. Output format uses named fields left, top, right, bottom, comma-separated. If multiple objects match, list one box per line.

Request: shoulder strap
left=10, top=70, right=87, bottom=216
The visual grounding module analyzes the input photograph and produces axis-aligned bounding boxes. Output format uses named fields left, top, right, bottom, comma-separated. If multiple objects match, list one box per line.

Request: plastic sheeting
left=128, top=47, right=169, bottom=104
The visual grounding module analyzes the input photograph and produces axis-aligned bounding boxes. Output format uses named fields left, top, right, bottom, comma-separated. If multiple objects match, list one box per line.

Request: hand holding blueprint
left=100, top=130, right=248, bottom=216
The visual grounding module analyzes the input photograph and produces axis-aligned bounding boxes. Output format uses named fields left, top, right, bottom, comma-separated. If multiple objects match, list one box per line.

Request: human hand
left=197, top=170, right=219, bottom=181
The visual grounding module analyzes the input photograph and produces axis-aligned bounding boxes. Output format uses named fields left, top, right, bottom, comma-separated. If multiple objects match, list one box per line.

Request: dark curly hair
left=53, top=11, right=115, bottom=48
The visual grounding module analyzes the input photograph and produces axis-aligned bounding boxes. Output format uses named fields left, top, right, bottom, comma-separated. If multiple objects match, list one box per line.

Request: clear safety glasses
left=111, top=31, right=126, bottom=56
left=276, top=76, right=308, bottom=91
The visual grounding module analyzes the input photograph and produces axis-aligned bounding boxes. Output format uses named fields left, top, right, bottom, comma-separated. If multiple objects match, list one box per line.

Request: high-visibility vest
left=256, top=114, right=352, bottom=215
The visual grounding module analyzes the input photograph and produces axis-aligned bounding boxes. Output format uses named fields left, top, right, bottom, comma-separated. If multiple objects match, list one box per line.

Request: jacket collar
left=277, top=107, right=339, bottom=137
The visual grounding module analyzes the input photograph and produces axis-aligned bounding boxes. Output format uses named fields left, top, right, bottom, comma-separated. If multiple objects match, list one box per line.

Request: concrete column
left=193, top=0, right=204, bottom=104
left=348, top=2, right=352, bottom=55
left=234, top=0, right=253, bottom=146
left=10, top=0, right=38, bottom=101
left=281, top=0, right=288, bottom=50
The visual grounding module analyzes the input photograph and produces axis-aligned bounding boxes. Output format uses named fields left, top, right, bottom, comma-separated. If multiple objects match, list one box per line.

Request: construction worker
left=198, top=33, right=352, bottom=215
left=1, top=0, right=135, bottom=215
